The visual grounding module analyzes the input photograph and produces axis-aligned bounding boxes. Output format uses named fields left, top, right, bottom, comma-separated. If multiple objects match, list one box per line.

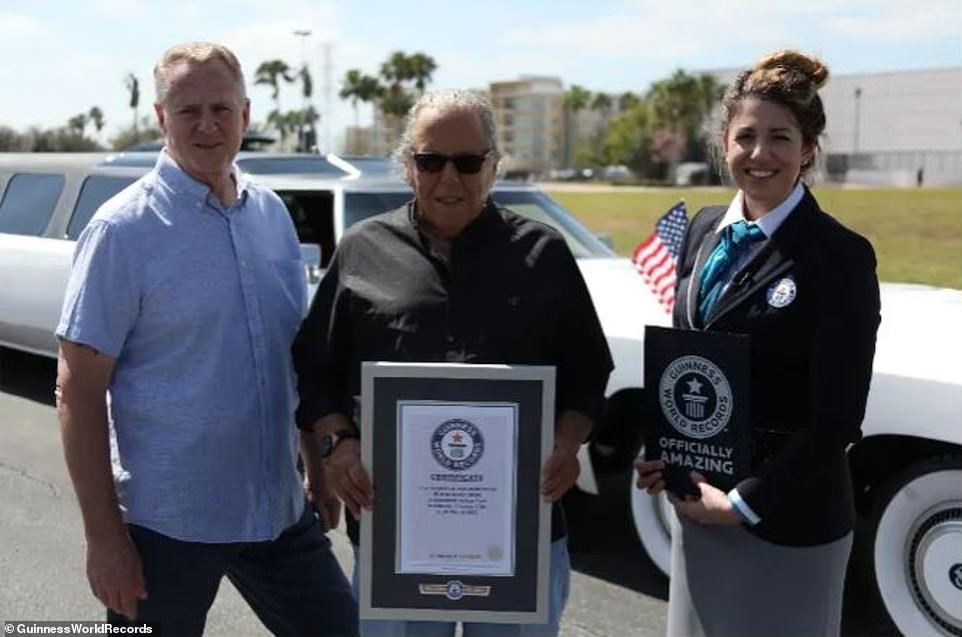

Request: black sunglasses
left=411, top=151, right=491, bottom=174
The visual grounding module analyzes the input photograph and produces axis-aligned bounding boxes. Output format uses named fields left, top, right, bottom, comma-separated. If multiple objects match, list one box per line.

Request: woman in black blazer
left=636, top=50, right=881, bottom=637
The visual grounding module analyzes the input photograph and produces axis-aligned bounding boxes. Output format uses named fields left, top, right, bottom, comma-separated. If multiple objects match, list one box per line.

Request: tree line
left=2, top=50, right=723, bottom=183
left=564, top=70, right=722, bottom=181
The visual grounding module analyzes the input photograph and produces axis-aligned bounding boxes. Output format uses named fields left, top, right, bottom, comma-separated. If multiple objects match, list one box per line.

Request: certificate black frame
left=359, top=362, right=555, bottom=624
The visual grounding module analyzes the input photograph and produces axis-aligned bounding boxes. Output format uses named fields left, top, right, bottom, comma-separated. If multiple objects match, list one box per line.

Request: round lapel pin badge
left=766, top=276, right=797, bottom=309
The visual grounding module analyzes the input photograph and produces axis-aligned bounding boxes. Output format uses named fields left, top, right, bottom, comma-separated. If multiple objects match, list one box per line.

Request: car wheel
left=629, top=450, right=675, bottom=577
left=868, top=455, right=962, bottom=636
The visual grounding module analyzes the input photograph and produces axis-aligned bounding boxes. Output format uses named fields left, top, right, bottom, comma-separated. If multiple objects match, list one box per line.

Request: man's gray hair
left=154, top=41, right=247, bottom=105
left=392, top=89, right=500, bottom=170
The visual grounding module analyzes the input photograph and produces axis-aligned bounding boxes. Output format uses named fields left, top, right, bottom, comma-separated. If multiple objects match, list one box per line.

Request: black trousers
left=108, top=505, right=358, bottom=636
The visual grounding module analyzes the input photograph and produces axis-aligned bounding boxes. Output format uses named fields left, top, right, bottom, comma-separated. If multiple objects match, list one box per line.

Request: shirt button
left=446, top=335, right=454, bottom=343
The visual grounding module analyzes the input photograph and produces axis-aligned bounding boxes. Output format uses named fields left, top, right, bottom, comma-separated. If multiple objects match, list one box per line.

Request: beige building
left=341, top=106, right=399, bottom=157
left=489, top=76, right=566, bottom=177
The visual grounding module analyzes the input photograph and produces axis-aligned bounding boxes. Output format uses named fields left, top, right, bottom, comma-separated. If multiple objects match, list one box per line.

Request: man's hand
left=540, top=445, right=580, bottom=502
left=634, top=459, right=666, bottom=495
left=669, top=471, right=741, bottom=525
left=303, top=467, right=342, bottom=531
left=86, top=528, right=147, bottom=620
left=541, top=410, right=593, bottom=502
left=59, top=341, right=146, bottom=617
left=326, top=439, right=373, bottom=520
left=300, top=429, right=341, bottom=530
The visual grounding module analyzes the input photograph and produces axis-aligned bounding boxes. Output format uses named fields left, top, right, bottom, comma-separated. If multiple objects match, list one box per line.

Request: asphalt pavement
left=0, top=346, right=891, bottom=636
left=0, top=347, right=669, bottom=636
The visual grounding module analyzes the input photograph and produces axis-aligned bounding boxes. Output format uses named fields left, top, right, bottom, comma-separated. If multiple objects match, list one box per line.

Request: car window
left=491, top=191, right=613, bottom=258
left=67, top=175, right=137, bottom=239
left=0, top=173, right=65, bottom=236
left=344, top=191, right=412, bottom=228
left=276, top=190, right=336, bottom=267
left=343, top=189, right=613, bottom=259
left=339, top=157, right=398, bottom=177
left=237, top=156, right=348, bottom=176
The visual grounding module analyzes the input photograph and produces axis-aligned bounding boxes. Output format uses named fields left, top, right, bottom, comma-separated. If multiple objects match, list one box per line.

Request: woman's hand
left=670, top=471, right=742, bottom=525
left=634, top=459, right=666, bottom=494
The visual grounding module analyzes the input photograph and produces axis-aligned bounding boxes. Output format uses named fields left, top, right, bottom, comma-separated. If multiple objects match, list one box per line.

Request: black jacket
left=293, top=201, right=614, bottom=545
left=673, top=187, right=880, bottom=545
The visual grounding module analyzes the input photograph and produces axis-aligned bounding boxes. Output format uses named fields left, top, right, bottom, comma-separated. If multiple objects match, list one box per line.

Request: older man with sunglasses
left=293, top=89, right=613, bottom=637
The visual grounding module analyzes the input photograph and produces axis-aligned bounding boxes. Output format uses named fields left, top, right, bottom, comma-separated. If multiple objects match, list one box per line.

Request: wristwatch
left=319, top=428, right=360, bottom=458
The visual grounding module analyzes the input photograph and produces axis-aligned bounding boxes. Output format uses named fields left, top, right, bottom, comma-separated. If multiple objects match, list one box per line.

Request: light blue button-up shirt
left=57, top=151, right=306, bottom=543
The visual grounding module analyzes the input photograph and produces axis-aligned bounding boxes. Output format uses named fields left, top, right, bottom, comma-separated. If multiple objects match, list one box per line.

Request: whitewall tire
left=629, top=473, right=675, bottom=577
left=871, top=457, right=962, bottom=636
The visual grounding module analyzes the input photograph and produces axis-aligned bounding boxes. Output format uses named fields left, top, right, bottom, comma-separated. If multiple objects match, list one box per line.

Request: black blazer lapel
left=706, top=242, right=793, bottom=326
left=705, top=188, right=818, bottom=327
left=682, top=212, right=725, bottom=329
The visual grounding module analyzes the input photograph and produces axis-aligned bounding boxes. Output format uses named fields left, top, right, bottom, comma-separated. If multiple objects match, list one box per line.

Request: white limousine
left=0, top=152, right=959, bottom=636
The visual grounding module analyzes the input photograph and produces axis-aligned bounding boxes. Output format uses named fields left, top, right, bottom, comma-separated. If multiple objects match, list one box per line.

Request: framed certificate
left=359, top=362, right=555, bottom=624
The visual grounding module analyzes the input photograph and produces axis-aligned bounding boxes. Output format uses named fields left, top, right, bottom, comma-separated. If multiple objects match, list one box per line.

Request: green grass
left=546, top=187, right=962, bottom=290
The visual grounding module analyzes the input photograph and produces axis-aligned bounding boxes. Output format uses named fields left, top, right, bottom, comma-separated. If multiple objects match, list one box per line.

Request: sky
left=2, top=0, right=960, bottom=151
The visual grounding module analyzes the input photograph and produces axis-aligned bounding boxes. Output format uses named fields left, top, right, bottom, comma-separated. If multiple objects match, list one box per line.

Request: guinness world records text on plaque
left=643, top=326, right=751, bottom=496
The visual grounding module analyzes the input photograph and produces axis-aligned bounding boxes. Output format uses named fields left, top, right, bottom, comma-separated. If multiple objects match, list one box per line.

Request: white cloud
left=432, top=49, right=574, bottom=90
left=178, top=1, right=203, bottom=18
left=0, top=11, right=49, bottom=45
left=824, top=0, right=962, bottom=42
left=504, top=0, right=798, bottom=60
left=92, top=0, right=151, bottom=20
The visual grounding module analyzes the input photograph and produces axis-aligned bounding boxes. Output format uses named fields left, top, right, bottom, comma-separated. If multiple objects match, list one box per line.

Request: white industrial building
left=710, top=66, right=962, bottom=186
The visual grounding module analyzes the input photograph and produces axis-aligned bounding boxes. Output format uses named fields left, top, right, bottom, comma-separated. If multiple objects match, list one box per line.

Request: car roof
left=0, top=151, right=538, bottom=193
left=0, top=152, right=111, bottom=171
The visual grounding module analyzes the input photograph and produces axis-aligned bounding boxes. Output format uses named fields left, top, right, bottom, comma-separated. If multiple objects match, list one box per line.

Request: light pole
left=293, top=29, right=313, bottom=151
left=853, top=86, right=862, bottom=155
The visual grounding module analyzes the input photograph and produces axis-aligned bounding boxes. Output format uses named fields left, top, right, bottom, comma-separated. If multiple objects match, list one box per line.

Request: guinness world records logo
left=658, top=355, right=733, bottom=439
left=431, top=418, right=484, bottom=470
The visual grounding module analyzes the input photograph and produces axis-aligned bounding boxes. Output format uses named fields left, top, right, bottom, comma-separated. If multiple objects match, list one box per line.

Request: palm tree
left=379, top=51, right=414, bottom=88
left=646, top=70, right=721, bottom=172
left=591, top=92, right=612, bottom=115
left=563, top=85, right=592, bottom=168
left=88, top=107, right=105, bottom=134
left=298, top=65, right=313, bottom=101
left=296, top=65, right=316, bottom=151
left=407, top=53, right=437, bottom=94
left=267, top=109, right=296, bottom=146
left=618, top=91, right=641, bottom=112
left=339, top=69, right=383, bottom=128
left=255, top=60, right=295, bottom=113
left=68, top=113, right=88, bottom=137
left=124, top=73, right=140, bottom=136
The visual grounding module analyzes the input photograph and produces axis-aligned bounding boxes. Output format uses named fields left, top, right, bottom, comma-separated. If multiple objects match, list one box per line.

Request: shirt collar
left=407, top=198, right=500, bottom=240
left=154, top=148, right=249, bottom=209
left=716, top=180, right=805, bottom=238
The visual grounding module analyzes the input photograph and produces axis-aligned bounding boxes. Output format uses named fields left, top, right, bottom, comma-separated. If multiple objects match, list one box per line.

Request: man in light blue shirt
left=56, top=41, right=356, bottom=635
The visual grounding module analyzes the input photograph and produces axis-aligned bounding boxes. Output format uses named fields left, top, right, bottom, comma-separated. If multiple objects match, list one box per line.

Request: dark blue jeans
left=108, top=505, right=358, bottom=636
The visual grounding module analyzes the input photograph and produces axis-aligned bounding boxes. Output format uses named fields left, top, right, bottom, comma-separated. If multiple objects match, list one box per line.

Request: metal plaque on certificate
left=359, top=362, right=555, bottom=624
left=643, top=326, right=751, bottom=496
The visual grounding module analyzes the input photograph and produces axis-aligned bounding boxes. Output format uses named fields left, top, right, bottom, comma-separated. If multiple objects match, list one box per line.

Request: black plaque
left=643, top=326, right=750, bottom=496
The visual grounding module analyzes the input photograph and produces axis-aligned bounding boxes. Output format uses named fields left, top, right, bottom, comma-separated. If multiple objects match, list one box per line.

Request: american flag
left=631, top=201, right=689, bottom=313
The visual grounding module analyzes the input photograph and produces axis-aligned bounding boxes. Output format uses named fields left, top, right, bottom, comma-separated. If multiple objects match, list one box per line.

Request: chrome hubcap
left=907, top=504, right=962, bottom=635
